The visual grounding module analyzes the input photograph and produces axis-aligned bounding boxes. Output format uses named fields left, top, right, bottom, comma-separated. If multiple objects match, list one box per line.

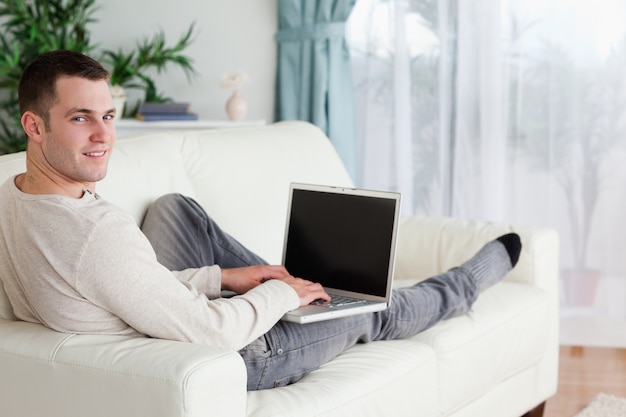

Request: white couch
left=0, top=121, right=558, bottom=417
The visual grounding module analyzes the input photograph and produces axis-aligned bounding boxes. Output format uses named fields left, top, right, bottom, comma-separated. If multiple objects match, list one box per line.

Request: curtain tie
left=275, top=22, right=346, bottom=43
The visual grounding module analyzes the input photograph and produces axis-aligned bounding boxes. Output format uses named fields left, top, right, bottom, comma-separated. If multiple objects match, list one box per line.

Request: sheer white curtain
left=347, top=0, right=626, bottom=344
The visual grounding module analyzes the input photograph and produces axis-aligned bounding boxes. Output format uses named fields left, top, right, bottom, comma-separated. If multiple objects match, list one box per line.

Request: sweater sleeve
left=75, top=211, right=300, bottom=350
left=172, top=267, right=222, bottom=299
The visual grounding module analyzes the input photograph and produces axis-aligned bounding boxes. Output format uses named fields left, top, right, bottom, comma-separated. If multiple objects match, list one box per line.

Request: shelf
left=115, top=118, right=267, bottom=138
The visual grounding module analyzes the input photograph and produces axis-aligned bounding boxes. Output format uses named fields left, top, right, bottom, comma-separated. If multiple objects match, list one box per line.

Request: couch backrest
left=173, top=121, right=354, bottom=263
left=0, top=121, right=353, bottom=320
left=0, top=153, right=27, bottom=320
left=97, top=131, right=198, bottom=222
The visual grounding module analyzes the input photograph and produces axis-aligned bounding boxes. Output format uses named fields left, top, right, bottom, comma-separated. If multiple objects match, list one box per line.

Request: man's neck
left=15, top=172, right=94, bottom=199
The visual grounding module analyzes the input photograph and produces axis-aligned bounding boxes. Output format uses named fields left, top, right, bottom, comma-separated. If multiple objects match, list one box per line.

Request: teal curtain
left=275, top=0, right=357, bottom=179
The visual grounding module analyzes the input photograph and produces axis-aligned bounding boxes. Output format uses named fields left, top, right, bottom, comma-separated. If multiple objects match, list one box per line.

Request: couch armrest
left=0, top=319, right=247, bottom=417
left=394, top=216, right=560, bottom=296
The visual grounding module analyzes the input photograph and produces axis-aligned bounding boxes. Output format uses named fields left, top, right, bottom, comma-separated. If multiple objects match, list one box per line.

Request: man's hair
left=18, top=50, right=110, bottom=131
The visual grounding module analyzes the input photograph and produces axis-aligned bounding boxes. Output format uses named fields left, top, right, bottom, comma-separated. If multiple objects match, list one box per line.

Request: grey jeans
left=141, top=194, right=511, bottom=390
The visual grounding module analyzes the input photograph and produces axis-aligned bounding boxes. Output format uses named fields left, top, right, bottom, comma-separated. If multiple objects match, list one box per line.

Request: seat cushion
left=246, top=339, right=438, bottom=417
left=412, top=282, right=552, bottom=415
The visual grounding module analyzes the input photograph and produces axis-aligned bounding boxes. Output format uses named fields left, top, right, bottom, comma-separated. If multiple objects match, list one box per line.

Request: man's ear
left=21, top=111, right=45, bottom=143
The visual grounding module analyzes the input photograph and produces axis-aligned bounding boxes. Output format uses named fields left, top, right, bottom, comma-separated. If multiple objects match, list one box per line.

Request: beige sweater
left=0, top=176, right=299, bottom=350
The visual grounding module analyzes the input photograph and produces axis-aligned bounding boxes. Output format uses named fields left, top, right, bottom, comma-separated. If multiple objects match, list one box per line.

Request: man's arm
left=76, top=212, right=301, bottom=350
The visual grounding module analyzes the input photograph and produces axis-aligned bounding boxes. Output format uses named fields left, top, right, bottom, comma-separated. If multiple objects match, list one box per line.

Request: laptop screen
left=283, top=186, right=399, bottom=297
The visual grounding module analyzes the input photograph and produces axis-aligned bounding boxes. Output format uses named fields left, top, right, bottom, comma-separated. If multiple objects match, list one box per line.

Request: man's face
left=39, top=76, right=116, bottom=185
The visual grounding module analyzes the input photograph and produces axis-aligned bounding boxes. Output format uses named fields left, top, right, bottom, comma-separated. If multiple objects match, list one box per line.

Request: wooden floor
left=543, top=346, right=626, bottom=417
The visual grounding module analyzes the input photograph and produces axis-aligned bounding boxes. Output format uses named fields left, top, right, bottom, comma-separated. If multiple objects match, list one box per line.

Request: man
left=0, top=50, right=521, bottom=390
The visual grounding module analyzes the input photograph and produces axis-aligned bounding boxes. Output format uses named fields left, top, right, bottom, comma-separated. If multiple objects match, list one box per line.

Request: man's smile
left=84, top=150, right=107, bottom=157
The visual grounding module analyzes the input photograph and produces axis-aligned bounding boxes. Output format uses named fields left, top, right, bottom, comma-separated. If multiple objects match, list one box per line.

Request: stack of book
left=136, top=102, right=198, bottom=121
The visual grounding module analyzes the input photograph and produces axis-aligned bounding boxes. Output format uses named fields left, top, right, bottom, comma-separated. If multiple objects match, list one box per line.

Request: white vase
left=110, top=84, right=127, bottom=121
left=225, top=90, right=248, bottom=121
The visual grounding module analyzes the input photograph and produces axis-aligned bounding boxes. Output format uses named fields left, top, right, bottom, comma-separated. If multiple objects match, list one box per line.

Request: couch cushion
left=247, top=339, right=438, bottom=417
left=98, top=131, right=197, bottom=225
left=178, top=121, right=354, bottom=263
left=412, top=281, right=552, bottom=415
left=0, top=152, right=26, bottom=321
left=394, top=216, right=559, bottom=297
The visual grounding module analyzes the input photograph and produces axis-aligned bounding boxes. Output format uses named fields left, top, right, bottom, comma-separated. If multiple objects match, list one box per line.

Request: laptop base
left=281, top=301, right=387, bottom=324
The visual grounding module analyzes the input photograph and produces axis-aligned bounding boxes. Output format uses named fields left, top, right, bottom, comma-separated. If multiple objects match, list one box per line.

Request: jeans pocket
left=239, top=335, right=272, bottom=390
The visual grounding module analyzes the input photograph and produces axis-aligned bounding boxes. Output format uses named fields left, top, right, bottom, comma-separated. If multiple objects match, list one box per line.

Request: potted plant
left=102, top=23, right=197, bottom=117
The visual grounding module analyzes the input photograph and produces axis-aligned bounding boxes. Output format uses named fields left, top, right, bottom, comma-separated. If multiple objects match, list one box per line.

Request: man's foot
left=459, top=233, right=522, bottom=292
left=497, top=233, right=522, bottom=267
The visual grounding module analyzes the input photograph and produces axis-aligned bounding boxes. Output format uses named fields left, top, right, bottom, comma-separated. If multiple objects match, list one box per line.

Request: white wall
left=90, top=0, right=278, bottom=122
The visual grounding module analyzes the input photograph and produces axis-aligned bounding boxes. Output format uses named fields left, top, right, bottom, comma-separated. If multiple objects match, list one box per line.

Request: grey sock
left=497, top=233, right=522, bottom=267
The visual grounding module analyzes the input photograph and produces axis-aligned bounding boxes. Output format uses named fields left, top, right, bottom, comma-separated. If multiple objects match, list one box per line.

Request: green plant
left=0, top=0, right=98, bottom=153
left=102, top=23, right=196, bottom=114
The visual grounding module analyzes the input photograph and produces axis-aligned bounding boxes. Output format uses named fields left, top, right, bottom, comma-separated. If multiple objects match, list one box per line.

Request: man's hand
left=221, top=265, right=330, bottom=306
left=278, top=275, right=331, bottom=307
left=221, top=265, right=290, bottom=294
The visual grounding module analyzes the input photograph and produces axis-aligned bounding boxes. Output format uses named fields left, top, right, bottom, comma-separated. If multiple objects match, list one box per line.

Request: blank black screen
left=283, top=189, right=397, bottom=297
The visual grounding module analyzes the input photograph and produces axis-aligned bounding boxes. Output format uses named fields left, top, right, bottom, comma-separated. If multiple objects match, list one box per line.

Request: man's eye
left=103, top=114, right=114, bottom=121
left=73, top=116, right=86, bottom=122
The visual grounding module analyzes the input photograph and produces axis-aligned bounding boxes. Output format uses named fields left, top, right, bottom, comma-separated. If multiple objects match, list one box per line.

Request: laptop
left=281, top=183, right=401, bottom=324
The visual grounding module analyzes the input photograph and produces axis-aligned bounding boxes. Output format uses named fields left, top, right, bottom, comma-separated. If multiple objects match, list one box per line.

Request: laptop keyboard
left=311, top=295, right=367, bottom=308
